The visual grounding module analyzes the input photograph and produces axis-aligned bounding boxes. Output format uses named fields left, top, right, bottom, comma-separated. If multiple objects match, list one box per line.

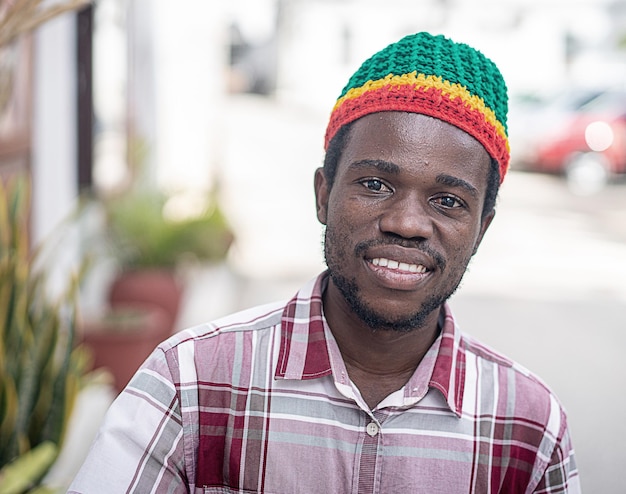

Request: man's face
left=315, top=112, right=495, bottom=332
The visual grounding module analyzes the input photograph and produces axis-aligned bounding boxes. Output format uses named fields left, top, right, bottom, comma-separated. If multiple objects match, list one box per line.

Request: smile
left=370, top=257, right=428, bottom=274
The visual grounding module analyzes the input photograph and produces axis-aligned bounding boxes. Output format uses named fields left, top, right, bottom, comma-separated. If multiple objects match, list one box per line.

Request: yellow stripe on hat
left=333, top=72, right=508, bottom=144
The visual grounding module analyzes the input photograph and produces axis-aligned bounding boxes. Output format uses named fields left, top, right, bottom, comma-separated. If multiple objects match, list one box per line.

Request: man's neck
left=322, top=284, right=442, bottom=409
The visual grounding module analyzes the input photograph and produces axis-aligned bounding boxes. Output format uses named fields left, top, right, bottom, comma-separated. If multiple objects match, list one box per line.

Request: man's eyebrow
left=436, top=174, right=479, bottom=197
left=347, top=159, right=400, bottom=174
left=347, top=162, right=479, bottom=196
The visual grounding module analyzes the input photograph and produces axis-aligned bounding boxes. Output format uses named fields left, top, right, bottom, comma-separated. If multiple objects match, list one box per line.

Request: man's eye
left=434, top=195, right=463, bottom=208
left=362, top=179, right=387, bottom=192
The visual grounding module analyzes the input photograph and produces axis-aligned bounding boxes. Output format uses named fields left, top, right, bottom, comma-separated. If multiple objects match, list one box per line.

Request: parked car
left=512, top=88, right=626, bottom=194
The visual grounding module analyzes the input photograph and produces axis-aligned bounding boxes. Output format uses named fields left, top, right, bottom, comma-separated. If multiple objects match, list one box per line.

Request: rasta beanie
left=324, top=32, right=510, bottom=182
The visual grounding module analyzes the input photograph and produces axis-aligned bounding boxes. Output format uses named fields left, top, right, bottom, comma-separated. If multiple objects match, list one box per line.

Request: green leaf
left=0, top=442, right=57, bottom=494
left=0, top=378, right=18, bottom=463
left=0, top=173, right=90, bottom=479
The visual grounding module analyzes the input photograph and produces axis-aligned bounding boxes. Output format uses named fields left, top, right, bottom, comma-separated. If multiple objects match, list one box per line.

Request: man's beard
left=323, top=227, right=469, bottom=333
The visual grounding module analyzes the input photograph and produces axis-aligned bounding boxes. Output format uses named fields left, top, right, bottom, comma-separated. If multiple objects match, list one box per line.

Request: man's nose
left=378, top=193, right=434, bottom=240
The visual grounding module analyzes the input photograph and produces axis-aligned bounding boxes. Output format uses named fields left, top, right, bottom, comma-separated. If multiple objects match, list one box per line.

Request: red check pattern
left=69, top=273, right=580, bottom=493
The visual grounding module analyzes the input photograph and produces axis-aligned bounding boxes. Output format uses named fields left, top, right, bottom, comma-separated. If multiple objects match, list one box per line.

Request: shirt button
left=366, top=422, right=380, bottom=437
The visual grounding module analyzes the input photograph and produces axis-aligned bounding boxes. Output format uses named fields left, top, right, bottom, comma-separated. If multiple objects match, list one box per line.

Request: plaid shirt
left=70, top=273, right=580, bottom=493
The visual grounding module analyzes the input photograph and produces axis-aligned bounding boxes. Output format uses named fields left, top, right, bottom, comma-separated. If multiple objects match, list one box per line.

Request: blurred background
left=1, top=0, right=625, bottom=491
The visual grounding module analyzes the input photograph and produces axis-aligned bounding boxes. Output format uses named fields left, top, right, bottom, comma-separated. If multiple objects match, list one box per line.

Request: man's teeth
left=371, top=258, right=427, bottom=273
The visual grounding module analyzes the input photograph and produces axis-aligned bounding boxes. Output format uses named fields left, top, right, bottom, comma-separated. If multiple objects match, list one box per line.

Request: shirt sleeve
left=68, top=347, right=189, bottom=493
left=533, top=415, right=581, bottom=494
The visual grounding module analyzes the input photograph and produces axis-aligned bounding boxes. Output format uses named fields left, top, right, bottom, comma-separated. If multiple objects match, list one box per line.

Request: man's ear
left=473, top=209, right=496, bottom=256
left=314, top=167, right=329, bottom=225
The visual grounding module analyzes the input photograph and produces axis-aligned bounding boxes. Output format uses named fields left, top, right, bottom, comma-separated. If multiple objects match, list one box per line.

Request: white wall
left=32, top=12, right=77, bottom=246
left=151, top=1, right=228, bottom=193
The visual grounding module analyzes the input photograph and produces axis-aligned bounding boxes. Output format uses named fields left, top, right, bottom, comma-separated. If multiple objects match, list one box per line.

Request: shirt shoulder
left=159, top=299, right=288, bottom=351
left=460, top=331, right=568, bottom=418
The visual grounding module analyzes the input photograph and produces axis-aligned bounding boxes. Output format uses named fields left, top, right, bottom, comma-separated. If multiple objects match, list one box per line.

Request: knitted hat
left=324, top=32, right=510, bottom=182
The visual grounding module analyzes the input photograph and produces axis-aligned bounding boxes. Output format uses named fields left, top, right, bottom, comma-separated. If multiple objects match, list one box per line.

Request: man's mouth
left=370, top=257, right=428, bottom=274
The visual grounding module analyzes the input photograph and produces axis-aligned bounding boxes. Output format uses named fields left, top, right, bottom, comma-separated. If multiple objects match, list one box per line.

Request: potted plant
left=101, top=187, right=235, bottom=334
left=79, top=303, right=169, bottom=393
left=76, top=186, right=234, bottom=394
left=0, top=176, right=92, bottom=493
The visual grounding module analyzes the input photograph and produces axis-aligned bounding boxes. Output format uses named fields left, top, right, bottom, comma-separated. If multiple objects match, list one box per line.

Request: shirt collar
left=274, top=273, right=333, bottom=380
left=275, top=272, right=466, bottom=416
left=410, top=305, right=466, bottom=417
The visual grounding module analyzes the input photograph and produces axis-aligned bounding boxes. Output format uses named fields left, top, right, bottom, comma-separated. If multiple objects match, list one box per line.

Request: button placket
left=358, top=415, right=381, bottom=493
left=357, top=410, right=389, bottom=493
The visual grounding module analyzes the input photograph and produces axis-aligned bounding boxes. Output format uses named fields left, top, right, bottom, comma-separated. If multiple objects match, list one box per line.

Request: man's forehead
left=333, top=112, right=493, bottom=196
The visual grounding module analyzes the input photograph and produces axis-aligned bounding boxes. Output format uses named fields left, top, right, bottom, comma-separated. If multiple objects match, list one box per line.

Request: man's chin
left=329, top=270, right=444, bottom=333
left=354, top=304, right=439, bottom=333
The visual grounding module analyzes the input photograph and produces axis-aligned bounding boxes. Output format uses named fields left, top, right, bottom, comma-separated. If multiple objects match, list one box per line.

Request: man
left=70, top=32, right=580, bottom=493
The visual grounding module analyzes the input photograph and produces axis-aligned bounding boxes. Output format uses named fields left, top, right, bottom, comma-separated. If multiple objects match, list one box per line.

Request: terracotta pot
left=108, top=269, right=184, bottom=334
left=80, top=304, right=169, bottom=393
